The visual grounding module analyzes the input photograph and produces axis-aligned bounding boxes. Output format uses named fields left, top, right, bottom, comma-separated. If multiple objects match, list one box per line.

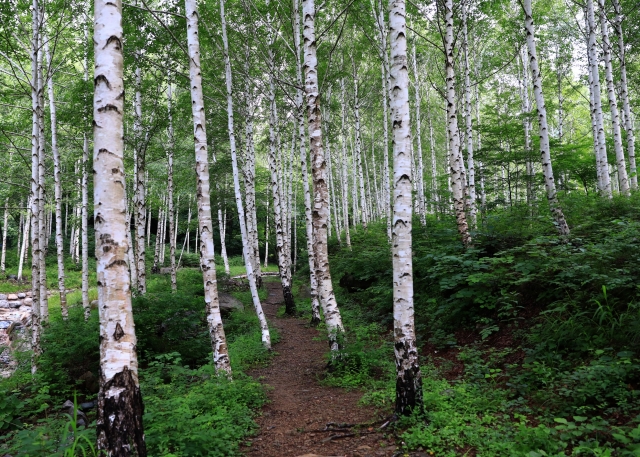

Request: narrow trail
left=244, top=280, right=398, bottom=457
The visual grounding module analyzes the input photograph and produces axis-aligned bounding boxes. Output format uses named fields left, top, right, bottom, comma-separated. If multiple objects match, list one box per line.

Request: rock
left=0, top=321, right=11, bottom=329
left=6, top=274, right=17, bottom=281
left=62, top=400, right=89, bottom=429
left=90, top=300, right=98, bottom=310
left=80, top=400, right=97, bottom=411
left=159, top=267, right=173, bottom=275
left=6, top=294, right=18, bottom=301
left=218, top=293, right=244, bottom=313
left=0, top=300, right=9, bottom=308
left=0, top=294, right=6, bottom=300
left=78, top=371, right=99, bottom=393
left=23, top=298, right=32, bottom=306
left=7, top=322, right=21, bottom=336
left=26, top=291, right=32, bottom=297
left=17, top=293, right=25, bottom=299
left=9, top=301, right=22, bottom=309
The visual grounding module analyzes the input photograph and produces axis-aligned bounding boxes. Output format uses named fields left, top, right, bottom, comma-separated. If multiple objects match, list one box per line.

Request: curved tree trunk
left=523, top=0, right=570, bottom=235
left=220, top=0, right=270, bottom=348
left=185, top=0, right=231, bottom=373
left=93, top=0, right=146, bottom=452
left=302, top=0, right=344, bottom=351
left=443, top=0, right=472, bottom=246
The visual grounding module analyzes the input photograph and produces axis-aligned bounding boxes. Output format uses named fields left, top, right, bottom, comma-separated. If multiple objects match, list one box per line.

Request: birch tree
left=167, top=72, right=177, bottom=292
left=93, top=0, right=146, bottom=452
left=185, top=0, right=231, bottom=373
left=522, top=0, right=570, bottom=235
left=220, top=0, right=270, bottom=349
left=389, top=0, right=423, bottom=416
left=302, top=0, right=344, bottom=350
left=461, top=2, right=477, bottom=225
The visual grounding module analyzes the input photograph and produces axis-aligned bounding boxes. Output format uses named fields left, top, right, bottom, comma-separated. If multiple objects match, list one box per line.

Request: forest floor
left=243, top=279, right=408, bottom=457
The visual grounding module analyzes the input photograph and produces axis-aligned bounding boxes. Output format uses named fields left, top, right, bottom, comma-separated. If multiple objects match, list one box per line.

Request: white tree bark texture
left=1, top=199, right=7, bottom=274
left=93, top=0, right=146, bottom=452
left=185, top=0, right=232, bottom=374
left=586, top=0, right=612, bottom=197
left=266, top=2, right=296, bottom=315
left=611, top=0, right=637, bottom=190
left=443, top=0, right=472, bottom=247
left=388, top=0, right=423, bottom=417
left=133, top=63, right=147, bottom=294
left=44, top=36, right=68, bottom=318
left=37, top=37, right=48, bottom=322
left=523, top=0, right=570, bottom=235
left=461, top=3, right=477, bottom=226
left=411, top=41, right=426, bottom=226
left=353, top=64, right=369, bottom=230
left=303, top=0, right=344, bottom=351
left=294, top=0, right=321, bottom=325
left=597, top=0, right=629, bottom=195
left=167, top=73, right=177, bottom=292
left=339, top=79, right=352, bottom=248
left=220, top=0, right=271, bottom=349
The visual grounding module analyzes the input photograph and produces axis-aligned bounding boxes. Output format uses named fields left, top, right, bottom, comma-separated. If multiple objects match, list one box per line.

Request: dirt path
left=243, top=281, right=399, bottom=457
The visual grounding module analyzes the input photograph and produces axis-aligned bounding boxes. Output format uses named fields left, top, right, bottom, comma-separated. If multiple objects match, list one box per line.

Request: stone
left=0, top=300, right=9, bottom=308
left=0, top=294, right=6, bottom=300
left=17, top=293, right=25, bottom=299
left=0, top=321, right=11, bottom=329
left=90, top=300, right=98, bottom=310
left=7, top=322, right=21, bottom=336
left=218, top=293, right=244, bottom=313
left=80, top=400, right=97, bottom=411
left=6, top=294, right=18, bottom=301
left=159, top=267, right=173, bottom=275
left=9, top=301, right=22, bottom=309
left=6, top=274, right=17, bottom=281
left=26, top=291, right=32, bottom=297
left=23, top=298, right=32, bottom=306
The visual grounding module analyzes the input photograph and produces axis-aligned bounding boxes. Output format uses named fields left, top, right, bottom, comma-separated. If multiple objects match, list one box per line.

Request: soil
left=243, top=280, right=402, bottom=457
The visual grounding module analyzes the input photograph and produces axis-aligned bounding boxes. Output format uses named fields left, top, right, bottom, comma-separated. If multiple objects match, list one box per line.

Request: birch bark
left=294, top=0, right=321, bottom=325
left=523, top=0, right=570, bottom=235
left=134, top=63, right=147, bottom=293
left=167, top=74, right=177, bottom=292
left=339, top=80, right=352, bottom=247
left=37, top=37, right=47, bottom=322
left=586, top=0, right=611, bottom=197
left=598, top=0, right=629, bottom=195
left=462, top=3, right=476, bottom=225
left=185, top=0, right=231, bottom=373
left=220, top=0, right=270, bottom=348
left=443, top=0, right=471, bottom=246
left=389, top=0, right=422, bottom=416
left=266, top=0, right=295, bottom=315
left=611, top=0, right=637, bottom=190
left=93, top=0, right=146, bottom=451
left=0, top=200, right=7, bottom=274
left=353, top=64, right=368, bottom=229
left=411, top=41, right=426, bottom=225
left=44, top=36, right=67, bottom=318
left=303, top=0, right=344, bottom=350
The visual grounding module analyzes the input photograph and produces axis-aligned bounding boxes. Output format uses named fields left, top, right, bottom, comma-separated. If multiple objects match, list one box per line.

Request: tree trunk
left=443, top=0, right=472, bottom=246
left=93, top=0, right=147, bottom=452
left=411, top=42, right=426, bottom=226
left=611, top=0, right=637, bottom=190
left=167, top=73, right=177, bottom=292
left=353, top=63, right=368, bottom=229
left=598, top=0, right=629, bottom=195
left=339, top=80, right=352, bottom=247
left=18, top=201, right=30, bottom=281
left=220, top=0, right=270, bottom=348
left=586, top=0, right=612, bottom=197
left=389, top=0, right=423, bottom=416
left=303, top=0, right=344, bottom=350
left=266, top=2, right=295, bottom=315
left=523, top=0, right=570, bottom=235
left=44, top=36, right=67, bottom=319
left=133, top=60, right=147, bottom=294
left=0, top=199, right=7, bottom=274
left=37, top=35, right=47, bottom=322
left=462, top=3, right=476, bottom=225
left=264, top=198, right=269, bottom=268
left=185, top=0, right=231, bottom=373
left=82, top=29, right=90, bottom=317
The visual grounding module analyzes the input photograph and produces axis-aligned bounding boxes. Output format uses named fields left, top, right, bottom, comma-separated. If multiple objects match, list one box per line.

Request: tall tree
left=389, top=0, right=423, bottom=416
left=93, top=0, right=146, bottom=452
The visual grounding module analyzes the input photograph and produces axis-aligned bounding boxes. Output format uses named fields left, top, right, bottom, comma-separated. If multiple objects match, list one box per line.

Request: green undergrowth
left=318, top=193, right=640, bottom=456
left=0, top=259, right=276, bottom=456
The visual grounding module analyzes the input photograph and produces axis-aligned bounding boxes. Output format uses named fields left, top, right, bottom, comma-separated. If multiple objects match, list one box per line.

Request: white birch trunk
left=586, top=0, right=612, bottom=197
left=152, top=204, right=162, bottom=272
left=93, top=0, right=146, bottom=450
left=411, top=42, right=426, bottom=225
left=185, top=0, right=231, bottom=373
left=303, top=0, right=344, bottom=350
left=523, top=0, right=570, bottom=235
left=294, top=0, right=321, bottom=324
left=443, top=0, right=471, bottom=246
left=44, top=36, right=67, bottom=318
left=133, top=61, right=147, bottom=294
left=263, top=198, right=269, bottom=268
left=220, top=0, right=270, bottom=348
left=18, top=199, right=31, bottom=281
left=167, top=74, right=177, bottom=292
left=389, top=0, right=422, bottom=416
left=37, top=38, right=47, bottom=322
left=217, top=203, right=230, bottom=275
left=339, top=80, right=352, bottom=247
left=353, top=66, right=368, bottom=229
left=0, top=199, right=7, bottom=274
left=611, top=0, right=637, bottom=189
left=462, top=3, right=476, bottom=225
left=598, top=0, right=629, bottom=195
